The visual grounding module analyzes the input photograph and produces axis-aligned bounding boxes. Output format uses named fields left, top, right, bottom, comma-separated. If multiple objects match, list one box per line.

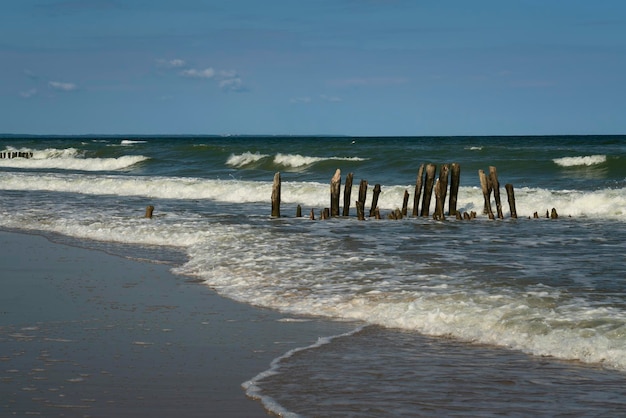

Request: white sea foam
left=225, top=151, right=269, bottom=167
left=553, top=155, right=607, bottom=167
left=0, top=173, right=624, bottom=219
left=273, top=153, right=365, bottom=168
left=243, top=326, right=366, bottom=418
left=0, top=147, right=148, bottom=171
left=120, top=139, right=147, bottom=145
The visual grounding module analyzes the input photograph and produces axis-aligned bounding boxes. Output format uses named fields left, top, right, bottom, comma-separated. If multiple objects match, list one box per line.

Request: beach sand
left=0, top=230, right=354, bottom=417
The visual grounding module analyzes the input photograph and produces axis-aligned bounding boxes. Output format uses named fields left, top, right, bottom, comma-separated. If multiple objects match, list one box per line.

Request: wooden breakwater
left=270, top=163, right=560, bottom=221
left=0, top=151, right=34, bottom=159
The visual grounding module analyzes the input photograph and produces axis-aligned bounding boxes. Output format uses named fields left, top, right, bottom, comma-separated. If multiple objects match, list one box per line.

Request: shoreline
left=0, top=230, right=356, bottom=417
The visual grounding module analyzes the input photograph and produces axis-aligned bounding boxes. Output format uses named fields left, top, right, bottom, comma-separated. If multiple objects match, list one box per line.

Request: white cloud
left=219, top=77, right=244, bottom=92
left=157, top=58, right=186, bottom=68
left=20, top=88, right=38, bottom=98
left=320, top=94, right=342, bottom=102
left=180, top=68, right=215, bottom=79
left=290, top=97, right=312, bottom=104
left=48, top=81, right=77, bottom=91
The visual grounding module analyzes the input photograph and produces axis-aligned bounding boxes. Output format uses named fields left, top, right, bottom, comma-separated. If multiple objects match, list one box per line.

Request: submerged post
left=271, top=172, right=281, bottom=217
left=402, top=190, right=410, bottom=216
left=421, top=164, right=436, bottom=217
left=478, top=169, right=494, bottom=219
left=448, top=163, right=460, bottom=216
left=145, top=205, right=154, bottom=219
left=330, top=168, right=341, bottom=217
left=412, top=163, right=425, bottom=217
left=433, top=164, right=450, bottom=220
left=489, top=166, right=503, bottom=219
left=370, top=184, right=381, bottom=217
left=342, top=172, right=354, bottom=217
left=505, top=183, right=517, bottom=219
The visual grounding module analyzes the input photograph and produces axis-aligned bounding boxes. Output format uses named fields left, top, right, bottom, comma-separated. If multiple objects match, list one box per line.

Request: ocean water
left=1, top=135, right=625, bottom=416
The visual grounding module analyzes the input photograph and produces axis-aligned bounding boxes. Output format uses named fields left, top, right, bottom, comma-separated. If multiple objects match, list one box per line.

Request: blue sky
left=2, top=0, right=626, bottom=136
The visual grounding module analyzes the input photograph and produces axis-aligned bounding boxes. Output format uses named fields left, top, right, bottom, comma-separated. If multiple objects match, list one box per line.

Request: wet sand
left=0, top=230, right=352, bottom=417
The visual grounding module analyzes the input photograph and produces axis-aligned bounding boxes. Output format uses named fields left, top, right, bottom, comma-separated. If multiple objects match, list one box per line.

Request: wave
left=226, top=151, right=366, bottom=169
left=553, top=155, right=607, bottom=167
left=0, top=147, right=148, bottom=171
left=226, top=151, right=269, bottom=167
left=243, top=326, right=367, bottom=417
left=120, top=139, right=147, bottom=145
left=0, top=172, right=624, bottom=219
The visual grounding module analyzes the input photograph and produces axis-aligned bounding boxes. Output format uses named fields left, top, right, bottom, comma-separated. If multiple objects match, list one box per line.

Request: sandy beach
left=0, top=230, right=353, bottom=417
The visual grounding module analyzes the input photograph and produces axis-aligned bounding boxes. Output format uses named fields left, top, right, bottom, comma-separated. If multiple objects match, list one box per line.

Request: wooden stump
left=296, top=205, right=302, bottom=217
left=358, top=179, right=368, bottom=216
left=145, top=205, right=154, bottom=219
left=448, top=163, right=460, bottom=216
left=489, top=166, right=503, bottom=219
left=421, top=163, right=436, bottom=217
left=343, top=172, right=354, bottom=217
left=356, top=201, right=365, bottom=220
left=505, top=184, right=517, bottom=219
left=412, top=163, right=425, bottom=217
left=551, top=208, right=558, bottom=219
left=330, top=168, right=341, bottom=217
left=478, top=169, right=494, bottom=219
left=433, top=164, right=450, bottom=221
left=370, top=184, right=381, bottom=217
left=310, top=208, right=315, bottom=220
left=402, top=189, right=410, bottom=216
left=271, top=172, right=281, bottom=218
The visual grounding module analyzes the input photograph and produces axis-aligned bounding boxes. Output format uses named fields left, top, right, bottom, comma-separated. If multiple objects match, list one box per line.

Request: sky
left=1, top=0, right=626, bottom=136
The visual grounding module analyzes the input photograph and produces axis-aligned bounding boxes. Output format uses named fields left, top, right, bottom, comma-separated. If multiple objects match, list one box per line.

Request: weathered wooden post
left=296, top=205, right=302, bottom=217
left=551, top=208, right=558, bottom=219
left=322, top=208, right=330, bottom=220
left=478, top=169, right=494, bottom=219
left=370, top=184, right=381, bottom=217
left=433, top=164, right=450, bottom=220
left=271, top=172, right=281, bottom=217
left=489, top=166, right=503, bottom=219
left=310, top=209, right=315, bottom=220
left=356, top=201, right=365, bottom=220
left=145, top=205, right=154, bottom=219
left=373, top=207, right=381, bottom=219
left=421, top=164, right=436, bottom=217
left=505, top=184, right=517, bottom=218
left=448, top=163, right=460, bottom=216
left=330, top=168, right=341, bottom=217
left=357, top=179, right=368, bottom=219
left=342, top=172, right=354, bottom=217
left=402, top=189, right=410, bottom=216
left=412, top=163, right=425, bottom=217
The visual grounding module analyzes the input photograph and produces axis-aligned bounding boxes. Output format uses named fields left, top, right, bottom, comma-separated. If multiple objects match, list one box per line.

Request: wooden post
left=448, top=163, right=460, bottom=216
left=402, top=189, right=410, bottom=216
left=373, top=207, right=381, bottom=219
left=433, top=164, right=450, bottom=220
left=271, top=172, right=281, bottom=217
left=478, top=169, right=494, bottom=219
left=505, top=184, right=517, bottom=219
left=296, top=205, right=302, bottom=217
left=412, top=163, right=425, bottom=217
left=310, top=208, right=315, bottom=220
left=370, top=184, right=381, bottom=217
left=330, top=168, right=341, bottom=217
left=321, top=208, right=330, bottom=220
left=358, top=179, right=368, bottom=216
left=489, top=166, right=503, bottom=219
left=421, top=164, right=436, bottom=217
left=551, top=208, right=558, bottom=219
left=356, top=201, right=365, bottom=220
left=342, top=172, right=354, bottom=217
left=145, top=205, right=154, bottom=219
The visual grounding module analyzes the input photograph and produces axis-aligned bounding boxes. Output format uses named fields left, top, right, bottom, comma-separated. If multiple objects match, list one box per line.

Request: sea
left=1, top=135, right=625, bottom=416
